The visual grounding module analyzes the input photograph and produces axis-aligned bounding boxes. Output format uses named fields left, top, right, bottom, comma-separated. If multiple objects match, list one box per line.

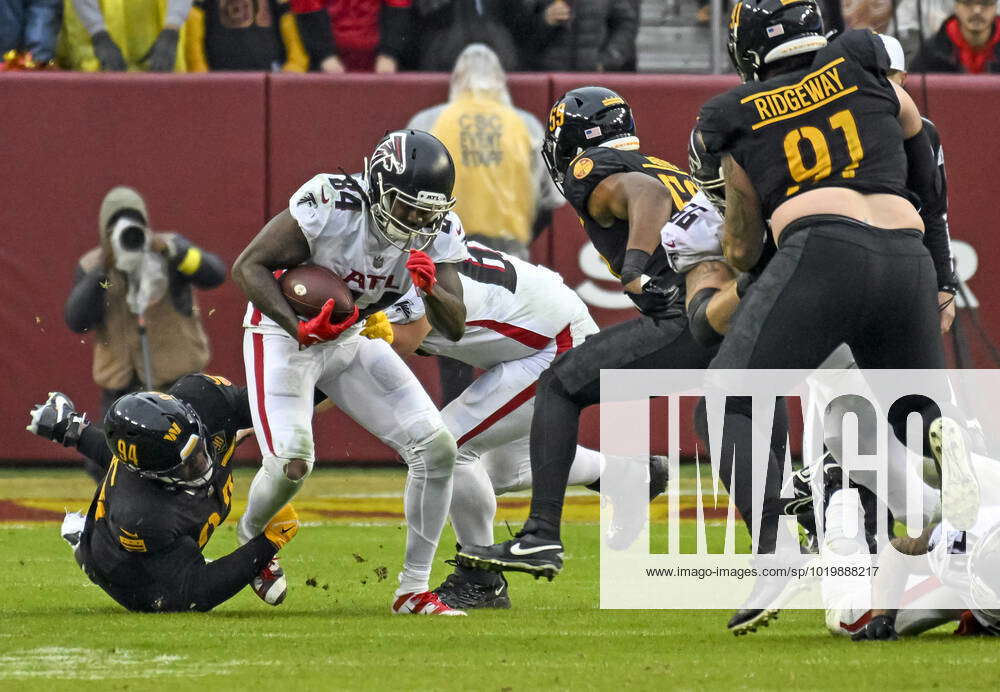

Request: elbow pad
left=904, top=129, right=940, bottom=210
left=687, top=287, right=723, bottom=347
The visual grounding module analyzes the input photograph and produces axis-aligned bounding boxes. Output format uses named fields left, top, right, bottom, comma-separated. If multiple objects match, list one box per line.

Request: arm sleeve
left=904, top=127, right=941, bottom=216
left=71, top=0, right=105, bottom=35
left=166, top=0, right=194, bottom=27
left=142, top=534, right=277, bottom=612
left=600, top=0, right=638, bottom=70
left=64, top=263, right=106, bottom=333
left=378, top=0, right=411, bottom=59
left=292, top=1, right=337, bottom=67
left=163, top=233, right=228, bottom=288
left=919, top=121, right=956, bottom=291
left=77, top=423, right=114, bottom=471
left=183, top=4, right=209, bottom=72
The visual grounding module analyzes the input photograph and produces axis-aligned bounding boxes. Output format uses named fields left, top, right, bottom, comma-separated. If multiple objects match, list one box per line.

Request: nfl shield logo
left=766, top=24, right=784, bottom=37
left=374, top=256, right=384, bottom=269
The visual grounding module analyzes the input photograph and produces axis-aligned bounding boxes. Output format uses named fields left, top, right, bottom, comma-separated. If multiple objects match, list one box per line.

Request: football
left=280, top=265, right=356, bottom=321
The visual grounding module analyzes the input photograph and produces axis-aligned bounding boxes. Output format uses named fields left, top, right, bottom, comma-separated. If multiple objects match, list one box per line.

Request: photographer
left=65, top=186, right=226, bottom=415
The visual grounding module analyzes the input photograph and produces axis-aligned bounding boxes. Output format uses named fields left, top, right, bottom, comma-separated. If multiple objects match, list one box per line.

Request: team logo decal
left=573, top=157, right=594, bottom=179
left=370, top=133, right=407, bottom=175
left=297, top=192, right=317, bottom=208
left=373, top=255, right=384, bottom=269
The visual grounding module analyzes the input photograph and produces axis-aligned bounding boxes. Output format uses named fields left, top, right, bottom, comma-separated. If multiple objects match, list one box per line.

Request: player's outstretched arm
left=588, top=172, right=673, bottom=294
left=233, top=210, right=312, bottom=339
left=721, top=156, right=766, bottom=272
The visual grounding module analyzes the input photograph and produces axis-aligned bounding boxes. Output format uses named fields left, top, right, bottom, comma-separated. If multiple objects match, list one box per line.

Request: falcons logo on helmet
left=371, top=133, right=407, bottom=175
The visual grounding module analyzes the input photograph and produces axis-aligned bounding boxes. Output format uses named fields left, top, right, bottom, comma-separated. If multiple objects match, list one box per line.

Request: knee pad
left=262, top=454, right=313, bottom=483
left=401, top=428, right=457, bottom=480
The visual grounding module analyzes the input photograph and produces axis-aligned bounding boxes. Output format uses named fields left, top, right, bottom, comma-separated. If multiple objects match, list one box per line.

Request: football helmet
left=688, top=126, right=726, bottom=215
left=104, top=392, right=213, bottom=488
left=728, top=0, right=827, bottom=82
left=542, top=86, right=637, bottom=193
left=365, top=130, right=456, bottom=251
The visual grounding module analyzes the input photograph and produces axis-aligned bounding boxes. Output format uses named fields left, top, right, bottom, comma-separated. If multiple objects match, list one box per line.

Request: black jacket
left=522, top=0, right=637, bottom=71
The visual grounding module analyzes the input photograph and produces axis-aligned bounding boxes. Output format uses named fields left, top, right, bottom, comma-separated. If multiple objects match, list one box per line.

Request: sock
left=450, top=459, right=496, bottom=548
left=237, top=463, right=303, bottom=545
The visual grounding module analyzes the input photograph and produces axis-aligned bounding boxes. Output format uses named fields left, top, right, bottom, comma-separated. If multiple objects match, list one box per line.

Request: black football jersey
left=699, top=29, right=913, bottom=217
left=561, top=145, right=697, bottom=308
left=79, top=374, right=250, bottom=587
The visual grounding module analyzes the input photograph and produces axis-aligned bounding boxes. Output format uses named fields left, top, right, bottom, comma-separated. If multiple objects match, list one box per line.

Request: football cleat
left=434, top=564, right=511, bottom=610
left=930, top=416, right=980, bottom=530
left=251, top=557, right=287, bottom=606
left=456, top=531, right=564, bottom=580
left=392, top=591, right=467, bottom=615
left=728, top=557, right=817, bottom=636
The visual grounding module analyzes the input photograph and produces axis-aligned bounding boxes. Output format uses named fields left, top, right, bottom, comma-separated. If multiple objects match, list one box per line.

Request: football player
left=26, top=376, right=299, bottom=613
left=456, top=87, right=732, bottom=580
left=379, top=242, right=669, bottom=609
left=232, top=130, right=470, bottom=615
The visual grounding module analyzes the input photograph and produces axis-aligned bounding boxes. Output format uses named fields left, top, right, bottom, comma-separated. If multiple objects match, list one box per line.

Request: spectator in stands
left=184, top=0, right=308, bottom=71
left=64, top=186, right=226, bottom=415
left=842, top=0, right=892, bottom=32
left=292, top=0, right=409, bottom=72
left=894, top=0, right=954, bottom=63
left=58, top=0, right=192, bottom=71
left=407, top=0, right=522, bottom=71
left=913, top=0, right=1000, bottom=73
left=521, top=0, right=637, bottom=72
left=0, top=0, right=62, bottom=69
left=407, top=43, right=564, bottom=404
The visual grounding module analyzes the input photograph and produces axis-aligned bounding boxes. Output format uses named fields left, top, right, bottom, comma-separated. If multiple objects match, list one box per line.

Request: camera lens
left=119, top=226, right=146, bottom=251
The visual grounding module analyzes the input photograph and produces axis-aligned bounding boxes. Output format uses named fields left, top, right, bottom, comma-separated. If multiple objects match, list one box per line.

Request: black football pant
left=526, top=314, right=717, bottom=539
left=710, top=215, right=945, bottom=554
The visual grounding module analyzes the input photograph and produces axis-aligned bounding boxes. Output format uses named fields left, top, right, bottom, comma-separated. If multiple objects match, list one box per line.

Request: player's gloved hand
left=297, top=298, right=360, bottom=347
left=263, top=504, right=299, bottom=549
left=406, top=250, right=436, bottom=293
left=90, top=31, right=127, bottom=71
left=360, top=311, right=394, bottom=344
left=141, top=28, right=179, bottom=72
left=851, top=615, right=899, bottom=641
left=629, top=276, right=682, bottom=321
left=27, top=392, right=89, bottom=447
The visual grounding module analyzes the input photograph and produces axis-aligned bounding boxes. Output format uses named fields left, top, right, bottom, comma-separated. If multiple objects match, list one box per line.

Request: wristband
left=620, top=249, right=651, bottom=286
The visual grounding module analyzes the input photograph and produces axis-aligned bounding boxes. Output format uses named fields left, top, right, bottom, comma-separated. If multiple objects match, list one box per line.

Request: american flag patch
left=766, top=24, right=784, bottom=37
left=584, top=126, right=602, bottom=139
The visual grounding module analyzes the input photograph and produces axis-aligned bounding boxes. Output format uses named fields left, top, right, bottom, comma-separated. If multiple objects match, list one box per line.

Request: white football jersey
left=244, top=172, right=470, bottom=333
left=660, top=189, right=726, bottom=274
left=385, top=242, right=597, bottom=370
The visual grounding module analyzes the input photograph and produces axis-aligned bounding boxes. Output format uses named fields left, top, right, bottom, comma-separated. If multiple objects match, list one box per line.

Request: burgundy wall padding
left=3, top=72, right=1000, bottom=463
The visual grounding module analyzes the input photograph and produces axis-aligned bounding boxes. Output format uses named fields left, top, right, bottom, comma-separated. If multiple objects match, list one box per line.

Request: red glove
left=406, top=250, right=437, bottom=294
left=297, top=299, right=360, bottom=347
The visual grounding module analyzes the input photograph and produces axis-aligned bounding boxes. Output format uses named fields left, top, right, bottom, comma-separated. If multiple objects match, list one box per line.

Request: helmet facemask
left=368, top=169, right=456, bottom=251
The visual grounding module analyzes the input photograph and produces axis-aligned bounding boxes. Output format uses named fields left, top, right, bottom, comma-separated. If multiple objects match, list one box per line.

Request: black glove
left=851, top=615, right=899, bottom=641
left=26, top=392, right=89, bottom=447
left=142, top=28, right=179, bottom=72
left=91, top=30, right=127, bottom=71
left=629, top=275, right=683, bottom=321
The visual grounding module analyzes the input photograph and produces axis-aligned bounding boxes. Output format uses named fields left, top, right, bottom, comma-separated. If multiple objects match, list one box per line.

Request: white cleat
left=251, top=557, right=288, bottom=606
left=930, top=417, right=980, bottom=531
left=391, top=591, right=466, bottom=616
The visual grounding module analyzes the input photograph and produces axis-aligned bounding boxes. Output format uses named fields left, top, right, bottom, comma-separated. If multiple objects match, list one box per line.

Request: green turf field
left=2, top=468, right=999, bottom=691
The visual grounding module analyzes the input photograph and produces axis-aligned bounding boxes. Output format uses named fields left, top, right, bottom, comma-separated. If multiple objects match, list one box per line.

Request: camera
left=109, top=217, right=150, bottom=274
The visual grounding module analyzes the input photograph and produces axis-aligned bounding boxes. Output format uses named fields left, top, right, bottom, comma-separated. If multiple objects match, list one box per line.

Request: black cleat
left=456, top=531, right=563, bottom=580
left=434, top=565, right=511, bottom=610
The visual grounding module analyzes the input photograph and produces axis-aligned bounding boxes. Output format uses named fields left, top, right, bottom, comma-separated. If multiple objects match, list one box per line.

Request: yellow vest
left=431, top=96, right=536, bottom=245
left=58, top=0, right=188, bottom=72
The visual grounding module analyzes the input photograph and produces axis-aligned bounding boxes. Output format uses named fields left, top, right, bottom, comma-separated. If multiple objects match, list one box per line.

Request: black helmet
left=543, top=86, right=637, bottom=193
left=365, top=130, right=457, bottom=251
left=104, top=392, right=213, bottom=488
left=728, top=0, right=827, bottom=82
left=688, top=127, right=726, bottom=214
